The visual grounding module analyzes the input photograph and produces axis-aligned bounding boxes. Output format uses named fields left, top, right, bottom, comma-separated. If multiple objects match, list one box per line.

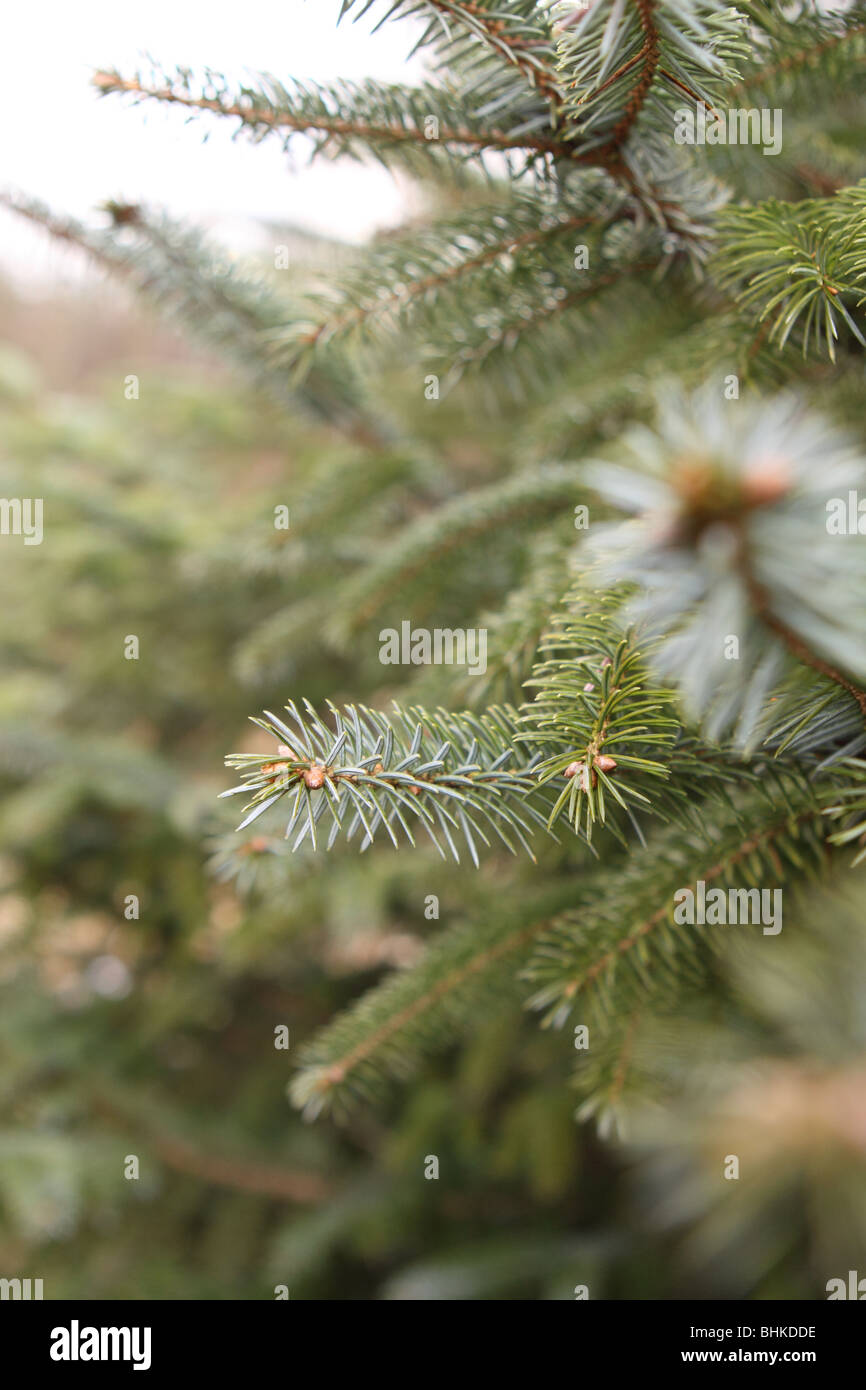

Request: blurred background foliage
left=1, top=270, right=864, bottom=1300
left=0, top=277, right=597, bottom=1300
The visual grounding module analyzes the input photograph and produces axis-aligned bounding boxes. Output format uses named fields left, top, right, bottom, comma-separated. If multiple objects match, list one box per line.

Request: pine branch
left=731, top=1, right=866, bottom=99
left=289, top=764, right=866, bottom=1119
left=735, top=532, right=866, bottom=722
left=90, top=1090, right=332, bottom=1203
left=276, top=187, right=624, bottom=369
left=0, top=191, right=390, bottom=444
left=442, top=257, right=663, bottom=386
left=823, top=757, right=866, bottom=865
left=522, top=770, right=849, bottom=1027
left=581, top=385, right=866, bottom=742
left=91, top=66, right=570, bottom=167
left=610, top=0, right=662, bottom=149
left=223, top=700, right=560, bottom=866
left=326, top=463, right=587, bottom=639
left=289, top=885, right=575, bottom=1118
left=518, top=590, right=682, bottom=842
left=551, top=0, right=747, bottom=156
left=338, top=0, right=562, bottom=104
left=713, top=183, right=866, bottom=362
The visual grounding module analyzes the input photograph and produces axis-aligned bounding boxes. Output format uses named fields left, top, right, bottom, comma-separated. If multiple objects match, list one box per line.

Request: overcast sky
left=0, top=0, right=423, bottom=283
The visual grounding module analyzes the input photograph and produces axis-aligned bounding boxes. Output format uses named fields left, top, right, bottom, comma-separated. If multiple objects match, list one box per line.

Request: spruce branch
left=289, top=765, right=866, bottom=1119
left=0, top=190, right=389, bottom=445
left=439, top=256, right=663, bottom=387
left=326, top=463, right=587, bottom=638
left=734, top=532, right=866, bottom=723
left=91, top=67, right=570, bottom=165
left=823, top=758, right=866, bottom=865
left=519, top=591, right=682, bottom=841
left=609, top=0, right=662, bottom=149
left=223, top=700, right=560, bottom=865
left=713, top=183, right=866, bottom=362
left=731, top=2, right=866, bottom=99
left=289, top=886, right=574, bottom=1118
left=280, top=193, right=620, bottom=361
left=338, top=0, right=562, bottom=104
left=551, top=0, right=747, bottom=155
left=523, top=771, right=851, bottom=1027
left=90, top=1089, right=333, bottom=1203
left=581, top=386, right=866, bottom=741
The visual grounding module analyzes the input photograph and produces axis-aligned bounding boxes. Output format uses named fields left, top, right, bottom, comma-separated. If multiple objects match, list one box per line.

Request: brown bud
left=564, top=760, right=594, bottom=789
left=261, top=761, right=289, bottom=777
left=303, top=764, right=327, bottom=789
left=671, top=457, right=716, bottom=510
left=314, top=1062, right=345, bottom=1092
left=594, top=755, right=618, bottom=773
left=101, top=199, right=141, bottom=226
left=742, top=455, right=790, bottom=506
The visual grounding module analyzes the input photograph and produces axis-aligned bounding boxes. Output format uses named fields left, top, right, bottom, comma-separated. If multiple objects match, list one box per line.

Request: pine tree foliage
left=79, top=0, right=866, bottom=401
left=223, top=700, right=558, bottom=863
left=92, top=64, right=552, bottom=175
left=324, top=461, right=587, bottom=641
left=551, top=0, right=748, bottom=154
left=6, top=1, right=866, bottom=1284
left=578, top=386, right=866, bottom=738
left=715, top=182, right=866, bottom=359
left=519, top=591, right=683, bottom=840
left=0, top=189, right=384, bottom=442
left=290, top=884, right=576, bottom=1119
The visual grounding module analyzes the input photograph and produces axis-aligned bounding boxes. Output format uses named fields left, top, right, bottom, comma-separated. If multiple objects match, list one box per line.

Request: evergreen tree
left=3, top=0, right=866, bottom=1300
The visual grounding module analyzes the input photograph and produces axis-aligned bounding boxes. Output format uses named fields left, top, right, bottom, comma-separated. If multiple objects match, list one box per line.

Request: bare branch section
left=90, top=1093, right=332, bottom=1203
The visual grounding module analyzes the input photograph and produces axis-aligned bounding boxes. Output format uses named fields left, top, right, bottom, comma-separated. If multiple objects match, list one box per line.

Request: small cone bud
left=595, top=755, right=618, bottom=772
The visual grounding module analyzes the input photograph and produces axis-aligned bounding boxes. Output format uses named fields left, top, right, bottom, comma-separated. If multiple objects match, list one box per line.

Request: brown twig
left=148, top=1132, right=333, bottom=1203
left=93, top=71, right=571, bottom=158
left=729, top=22, right=866, bottom=97
left=447, top=0, right=563, bottom=104
left=90, top=1092, right=332, bottom=1203
left=736, top=532, right=866, bottom=720
left=611, top=0, right=660, bottom=148
left=608, top=1007, right=642, bottom=1105
left=300, top=211, right=601, bottom=351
